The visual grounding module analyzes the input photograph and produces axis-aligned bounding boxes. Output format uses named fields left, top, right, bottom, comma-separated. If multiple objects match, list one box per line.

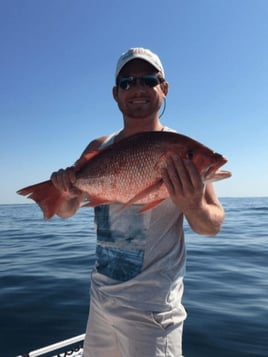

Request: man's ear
left=113, top=86, right=119, bottom=102
left=161, top=81, right=169, bottom=97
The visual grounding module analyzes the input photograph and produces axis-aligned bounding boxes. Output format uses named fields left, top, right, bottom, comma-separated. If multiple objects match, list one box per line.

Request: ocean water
left=0, top=197, right=267, bottom=357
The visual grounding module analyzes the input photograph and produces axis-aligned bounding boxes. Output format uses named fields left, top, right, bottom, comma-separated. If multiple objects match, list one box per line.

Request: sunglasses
left=117, top=75, right=165, bottom=90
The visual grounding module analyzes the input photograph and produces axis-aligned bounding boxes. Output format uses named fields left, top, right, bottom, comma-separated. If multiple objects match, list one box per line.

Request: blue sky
left=1, top=0, right=267, bottom=204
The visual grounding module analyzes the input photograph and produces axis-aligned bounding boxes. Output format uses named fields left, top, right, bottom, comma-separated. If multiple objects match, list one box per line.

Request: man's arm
left=161, top=154, right=225, bottom=236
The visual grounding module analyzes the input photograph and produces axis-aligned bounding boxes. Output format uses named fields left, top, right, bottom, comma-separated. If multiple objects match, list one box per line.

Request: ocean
left=0, top=197, right=267, bottom=357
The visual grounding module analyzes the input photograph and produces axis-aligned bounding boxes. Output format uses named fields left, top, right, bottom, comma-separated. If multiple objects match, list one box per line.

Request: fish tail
left=17, top=180, right=66, bottom=219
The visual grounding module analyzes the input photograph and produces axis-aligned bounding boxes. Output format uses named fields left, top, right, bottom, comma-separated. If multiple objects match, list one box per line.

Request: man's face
left=113, top=59, right=168, bottom=120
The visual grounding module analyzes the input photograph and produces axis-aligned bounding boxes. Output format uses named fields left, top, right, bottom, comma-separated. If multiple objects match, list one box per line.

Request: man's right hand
left=50, top=167, right=76, bottom=192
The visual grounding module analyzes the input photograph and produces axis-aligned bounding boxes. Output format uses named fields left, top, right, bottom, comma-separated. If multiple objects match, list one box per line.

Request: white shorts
left=83, top=288, right=185, bottom=357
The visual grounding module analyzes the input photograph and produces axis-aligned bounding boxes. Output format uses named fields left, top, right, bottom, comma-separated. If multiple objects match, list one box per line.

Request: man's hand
left=161, top=154, right=224, bottom=236
left=161, top=154, right=205, bottom=214
left=50, top=167, right=76, bottom=193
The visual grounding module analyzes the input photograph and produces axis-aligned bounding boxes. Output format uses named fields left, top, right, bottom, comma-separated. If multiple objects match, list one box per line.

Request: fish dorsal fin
left=74, top=150, right=101, bottom=170
left=83, top=150, right=100, bottom=161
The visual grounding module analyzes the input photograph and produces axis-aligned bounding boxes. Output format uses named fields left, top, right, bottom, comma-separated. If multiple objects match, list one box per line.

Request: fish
left=17, top=131, right=231, bottom=219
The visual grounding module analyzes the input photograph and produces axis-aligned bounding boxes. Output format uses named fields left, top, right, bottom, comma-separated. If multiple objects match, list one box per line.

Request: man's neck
left=117, top=116, right=164, bottom=140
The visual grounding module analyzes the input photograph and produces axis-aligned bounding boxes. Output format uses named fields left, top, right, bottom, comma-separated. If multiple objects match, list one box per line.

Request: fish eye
left=187, top=150, right=194, bottom=160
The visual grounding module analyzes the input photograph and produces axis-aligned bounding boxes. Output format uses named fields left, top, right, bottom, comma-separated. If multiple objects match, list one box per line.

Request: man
left=51, top=48, right=225, bottom=357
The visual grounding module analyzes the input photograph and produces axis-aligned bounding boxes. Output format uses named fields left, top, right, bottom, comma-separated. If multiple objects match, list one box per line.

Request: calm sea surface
left=0, top=198, right=268, bottom=357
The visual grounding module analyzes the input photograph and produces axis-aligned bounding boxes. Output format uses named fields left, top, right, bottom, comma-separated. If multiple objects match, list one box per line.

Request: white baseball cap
left=115, top=47, right=165, bottom=79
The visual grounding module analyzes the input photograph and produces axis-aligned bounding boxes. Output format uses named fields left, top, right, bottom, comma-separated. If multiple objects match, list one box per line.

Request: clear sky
left=1, top=0, right=267, bottom=204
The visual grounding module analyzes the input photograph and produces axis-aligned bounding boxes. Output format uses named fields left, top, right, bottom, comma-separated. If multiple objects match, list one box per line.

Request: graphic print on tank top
left=94, top=204, right=149, bottom=282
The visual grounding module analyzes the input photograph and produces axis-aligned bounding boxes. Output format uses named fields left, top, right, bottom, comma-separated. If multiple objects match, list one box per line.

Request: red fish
left=17, top=131, right=231, bottom=219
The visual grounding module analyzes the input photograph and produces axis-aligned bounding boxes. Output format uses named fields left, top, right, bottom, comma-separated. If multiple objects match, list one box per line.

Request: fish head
left=169, top=135, right=232, bottom=183
left=190, top=149, right=231, bottom=182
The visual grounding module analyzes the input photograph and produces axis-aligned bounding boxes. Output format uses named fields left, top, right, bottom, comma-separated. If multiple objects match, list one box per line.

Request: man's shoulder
left=164, top=126, right=177, bottom=133
left=82, top=135, right=109, bottom=155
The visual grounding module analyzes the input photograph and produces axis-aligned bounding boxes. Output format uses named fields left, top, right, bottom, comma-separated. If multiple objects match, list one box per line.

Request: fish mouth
left=202, top=164, right=232, bottom=183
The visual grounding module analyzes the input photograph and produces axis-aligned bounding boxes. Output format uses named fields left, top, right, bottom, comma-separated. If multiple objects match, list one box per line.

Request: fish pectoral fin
left=139, top=199, right=166, bottom=213
left=123, top=179, right=164, bottom=207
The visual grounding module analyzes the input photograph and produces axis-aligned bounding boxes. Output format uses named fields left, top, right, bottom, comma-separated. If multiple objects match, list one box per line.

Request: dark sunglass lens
left=118, top=76, right=162, bottom=90
left=143, top=76, right=159, bottom=87
left=118, top=77, right=135, bottom=90
left=119, top=79, right=129, bottom=90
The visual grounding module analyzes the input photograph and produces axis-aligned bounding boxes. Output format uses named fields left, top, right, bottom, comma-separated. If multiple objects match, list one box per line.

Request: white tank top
left=91, top=128, right=186, bottom=313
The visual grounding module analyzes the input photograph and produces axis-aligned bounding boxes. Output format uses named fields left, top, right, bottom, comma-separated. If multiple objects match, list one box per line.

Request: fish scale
left=75, top=140, right=163, bottom=202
